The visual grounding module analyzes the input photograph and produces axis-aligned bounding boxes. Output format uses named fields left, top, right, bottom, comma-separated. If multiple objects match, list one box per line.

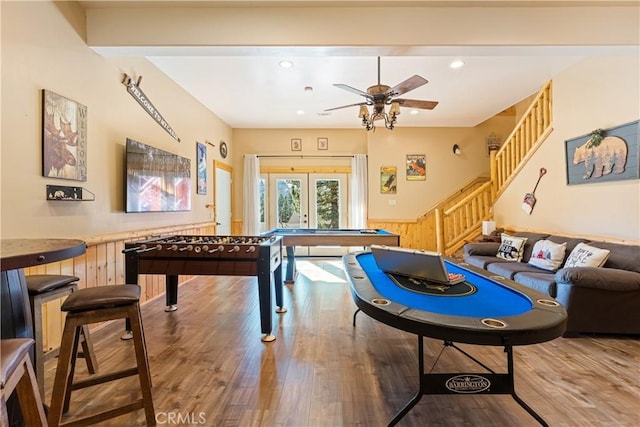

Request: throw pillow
left=563, top=242, right=611, bottom=268
left=496, top=233, right=527, bottom=262
left=528, top=240, right=567, bottom=271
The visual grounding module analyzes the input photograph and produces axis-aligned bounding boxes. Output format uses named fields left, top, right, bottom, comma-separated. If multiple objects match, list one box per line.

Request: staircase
left=435, top=80, right=554, bottom=255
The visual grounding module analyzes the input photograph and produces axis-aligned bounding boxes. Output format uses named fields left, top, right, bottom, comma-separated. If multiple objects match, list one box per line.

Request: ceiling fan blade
left=388, top=75, right=428, bottom=97
left=334, top=83, right=372, bottom=99
left=395, top=99, right=439, bottom=110
left=324, top=102, right=368, bottom=112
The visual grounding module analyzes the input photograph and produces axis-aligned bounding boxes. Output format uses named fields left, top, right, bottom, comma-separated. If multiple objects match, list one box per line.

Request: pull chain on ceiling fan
left=325, top=57, right=438, bottom=130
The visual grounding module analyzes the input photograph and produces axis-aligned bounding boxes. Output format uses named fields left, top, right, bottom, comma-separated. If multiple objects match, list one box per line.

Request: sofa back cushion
left=587, top=241, right=640, bottom=273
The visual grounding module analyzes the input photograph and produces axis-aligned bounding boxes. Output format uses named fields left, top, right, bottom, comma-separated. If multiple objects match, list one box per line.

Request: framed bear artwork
left=565, top=120, right=639, bottom=185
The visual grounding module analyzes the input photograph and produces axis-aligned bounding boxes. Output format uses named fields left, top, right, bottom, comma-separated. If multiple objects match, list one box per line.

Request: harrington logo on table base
left=445, top=374, right=491, bottom=393
left=122, top=74, right=181, bottom=142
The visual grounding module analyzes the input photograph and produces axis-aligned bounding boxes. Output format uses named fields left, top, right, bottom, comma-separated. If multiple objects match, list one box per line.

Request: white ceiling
left=134, top=46, right=624, bottom=129
left=85, top=1, right=638, bottom=130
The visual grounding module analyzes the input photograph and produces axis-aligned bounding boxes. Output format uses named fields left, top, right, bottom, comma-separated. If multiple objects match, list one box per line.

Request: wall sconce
left=452, top=144, right=462, bottom=155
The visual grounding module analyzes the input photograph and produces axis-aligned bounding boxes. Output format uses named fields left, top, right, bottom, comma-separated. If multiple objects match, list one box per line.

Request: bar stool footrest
left=70, top=367, right=139, bottom=391
left=58, top=399, right=145, bottom=427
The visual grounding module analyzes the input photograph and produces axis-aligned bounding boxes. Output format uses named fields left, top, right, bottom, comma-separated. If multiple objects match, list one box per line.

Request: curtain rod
left=254, top=154, right=362, bottom=159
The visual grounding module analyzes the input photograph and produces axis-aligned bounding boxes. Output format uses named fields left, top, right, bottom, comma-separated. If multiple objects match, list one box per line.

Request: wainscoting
left=26, top=222, right=216, bottom=354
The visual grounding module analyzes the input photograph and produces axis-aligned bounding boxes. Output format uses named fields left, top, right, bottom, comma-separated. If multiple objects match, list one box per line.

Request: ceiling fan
left=325, top=57, right=438, bottom=130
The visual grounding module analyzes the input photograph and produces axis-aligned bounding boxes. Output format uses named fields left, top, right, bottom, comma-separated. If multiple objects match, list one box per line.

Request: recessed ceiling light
left=296, top=110, right=305, bottom=115
left=279, top=60, right=294, bottom=69
left=450, top=60, right=465, bottom=69
left=410, top=110, right=419, bottom=115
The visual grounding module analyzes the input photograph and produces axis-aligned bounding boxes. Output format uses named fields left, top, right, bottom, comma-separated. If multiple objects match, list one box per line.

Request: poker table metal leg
left=388, top=335, right=426, bottom=427
left=507, top=346, right=549, bottom=427
left=352, top=308, right=361, bottom=327
left=388, top=336, right=549, bottom=427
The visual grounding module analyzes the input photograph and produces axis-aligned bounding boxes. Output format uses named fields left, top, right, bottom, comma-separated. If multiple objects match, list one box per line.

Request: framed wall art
left=317, top=137, right=328, bottom=150
left=42, top=89, right=87, bottom=181
left=380, top=166, right=397, bottom=194
left=291, top=138, right=302, bottom=151
left=565, top=120, right=639, bottom=185
left=197, top=142, right=207, bottom=195
left=406, top=154, right=426, bottom=181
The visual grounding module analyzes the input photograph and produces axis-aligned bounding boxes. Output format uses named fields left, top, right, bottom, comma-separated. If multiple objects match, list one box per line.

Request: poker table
left=262, top=228, right=399, bottom=283
left=343, top=251, right=567, bottom=427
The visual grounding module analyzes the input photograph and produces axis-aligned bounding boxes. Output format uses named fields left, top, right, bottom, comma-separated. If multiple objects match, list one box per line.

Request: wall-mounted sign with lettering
left=122, top=74, right=181, bottom=142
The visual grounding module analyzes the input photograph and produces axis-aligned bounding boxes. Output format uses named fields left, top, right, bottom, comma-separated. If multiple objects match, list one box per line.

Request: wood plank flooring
left=42, top=259, right=640, bottom=426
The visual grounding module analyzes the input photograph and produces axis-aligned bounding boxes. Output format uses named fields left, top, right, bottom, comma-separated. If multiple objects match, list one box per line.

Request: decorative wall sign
left=406, top=154, right=426, bottom=181
left=380, top=166, right=397, bottom=194
left=46, top=185, right=95, bottom=201
left=197, top=142, right=207, bottom=195
left=565, top=120, right=639, bottom=185
left=42, top=90, right=87, bottom=181
left=122, top=74, right=181, bottom=142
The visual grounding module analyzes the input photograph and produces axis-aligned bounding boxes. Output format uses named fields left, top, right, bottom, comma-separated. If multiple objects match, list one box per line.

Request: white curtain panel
left=243, top=154, right=261, bottom=235
left=350, top=154, right=368, bottom=229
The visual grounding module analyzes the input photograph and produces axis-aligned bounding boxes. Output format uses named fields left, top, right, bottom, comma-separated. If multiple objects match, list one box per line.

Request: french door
left=265, top=173, right=348, bottom=256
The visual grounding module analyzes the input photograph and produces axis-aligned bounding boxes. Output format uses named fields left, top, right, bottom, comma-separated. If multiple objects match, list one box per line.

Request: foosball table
left=123, top=234, right=285, bottom=342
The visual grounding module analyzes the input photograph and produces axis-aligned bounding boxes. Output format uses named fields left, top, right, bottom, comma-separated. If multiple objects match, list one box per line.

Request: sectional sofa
left=463, top=231, right=640, bottom=337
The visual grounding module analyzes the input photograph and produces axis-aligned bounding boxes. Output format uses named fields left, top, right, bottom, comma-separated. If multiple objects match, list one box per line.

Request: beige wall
left=233, top=116, right=515, bottom=223
left=2, top=2, right=638, bottom=242
left=231, top=128, right=366, bottom=225
left=367, top=116, right=515, bottom=220
left=493, top=56, right=640, bottom=241
left=1, top=1, right=231, bottom=239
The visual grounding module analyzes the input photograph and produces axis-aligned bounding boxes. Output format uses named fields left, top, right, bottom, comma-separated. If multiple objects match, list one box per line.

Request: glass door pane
left=269, top=174, right=309, bottom=255
left=276, top=178, right=304, bottom=228
left=308, top=173, right=348, bottom=256
left=313, top=178, right=341, bottom=229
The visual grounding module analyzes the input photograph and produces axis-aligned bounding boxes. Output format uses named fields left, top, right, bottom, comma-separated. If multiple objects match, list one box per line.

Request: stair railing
left=435, top=80, right=554, bottom=255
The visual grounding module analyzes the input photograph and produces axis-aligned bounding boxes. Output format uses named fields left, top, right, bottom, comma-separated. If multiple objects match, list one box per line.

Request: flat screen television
left=125, top=138, right=191, bottom=213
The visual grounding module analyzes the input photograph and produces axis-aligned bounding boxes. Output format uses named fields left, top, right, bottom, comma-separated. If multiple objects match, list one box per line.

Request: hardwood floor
left=42, top=259, right=640, bottom=427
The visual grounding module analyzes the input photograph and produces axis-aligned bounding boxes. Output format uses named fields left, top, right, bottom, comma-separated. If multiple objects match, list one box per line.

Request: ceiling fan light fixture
left=389, top=102, right=400, bottom=116
left=327, top=56, right=438, bottom=131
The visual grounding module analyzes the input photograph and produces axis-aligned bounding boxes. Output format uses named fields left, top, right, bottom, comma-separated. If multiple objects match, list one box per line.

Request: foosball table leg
left=261, top=334, right=276, bottom=343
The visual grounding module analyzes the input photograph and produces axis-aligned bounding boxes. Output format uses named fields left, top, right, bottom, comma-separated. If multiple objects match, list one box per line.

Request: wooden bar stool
left=1, top=338, right=48, bottom=427
left=47, top=285, right=155, bottom=427
left=26, top=275, right=98, bottom=399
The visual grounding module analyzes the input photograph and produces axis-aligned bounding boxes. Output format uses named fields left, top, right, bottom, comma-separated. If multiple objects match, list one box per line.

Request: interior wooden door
left=214, top=161, right=232, bottom=235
